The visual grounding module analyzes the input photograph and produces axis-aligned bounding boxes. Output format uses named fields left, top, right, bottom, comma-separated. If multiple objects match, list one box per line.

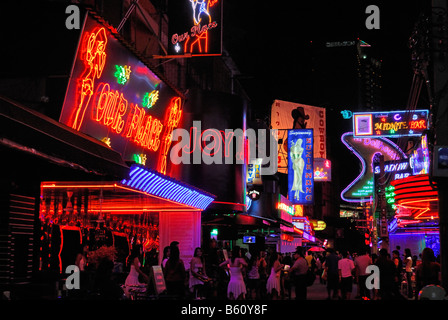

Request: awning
left=41, top=164, right=216, bottom=213
left=0, top=95, right=129, bottom=180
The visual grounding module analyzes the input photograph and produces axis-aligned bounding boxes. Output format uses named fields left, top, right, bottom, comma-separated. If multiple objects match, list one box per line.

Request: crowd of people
left=152, top=241, right=442, bottom=301
left=151, top=240, right=317, bottom=300
left=73, top=239, right=443, bottom=301
left=315, top=245, right=442, bottom=300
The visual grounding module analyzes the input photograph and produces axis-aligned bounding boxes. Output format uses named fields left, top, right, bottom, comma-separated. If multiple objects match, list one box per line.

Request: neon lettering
left=93, top=82, right=127, bottom=134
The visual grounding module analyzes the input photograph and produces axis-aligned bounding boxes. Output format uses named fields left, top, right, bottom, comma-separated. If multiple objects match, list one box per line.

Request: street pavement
left=289, top=278, right=360, bottom=300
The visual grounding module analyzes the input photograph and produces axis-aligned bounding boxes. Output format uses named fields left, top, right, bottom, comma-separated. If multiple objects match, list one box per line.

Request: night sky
left=223, top=0, right=427, bottom=113
left=222, top=0, right=429, bottom=200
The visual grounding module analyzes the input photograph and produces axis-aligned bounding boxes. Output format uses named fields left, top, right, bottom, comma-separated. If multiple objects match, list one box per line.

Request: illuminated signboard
left=271, top=100, right=326, bottom=174
left=277, top=194, right=295, bottom=216
left=314, top=158, right=331, bottom=181
left=247, top=158, right=262, bottom=185
left=410, top=134, right=430, bottom=175
left=288, top=129, right=314, bottom=205
left=310, top=220, right=327, bottom=231
left=341, top=132, right=407, bottom=202
left=293, top=205, right=303, bottom=217
left=373, top=159, right=412, bottom=181
left=168, top=0, right=222, bottom=56
left=353, top=110, right=429, bottom=138
left=59, top=14, right=182, bottom=174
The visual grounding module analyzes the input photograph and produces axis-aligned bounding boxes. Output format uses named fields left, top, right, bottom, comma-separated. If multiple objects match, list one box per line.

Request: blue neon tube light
left=121, top=164, right=215, bottom=210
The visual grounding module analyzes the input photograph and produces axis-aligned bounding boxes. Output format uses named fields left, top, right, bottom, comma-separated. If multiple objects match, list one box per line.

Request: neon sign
left=341, top=132, right=407, bottom=202
left=168, top=0, right=222, bottom=56
left=410, top=134, right=430, bottom=175
left=288, top=129, right=314, bottom=204
left=277, top=202, right=295, bottom=216
left=142, top=90, right=159, bottom=109
left=314, top=158, right=331, bottom=181
left=121, top=164, right=215, bottom=210
left=353, top=110, right=429, bottom=138
left=59, top=14, right=182, bottom=172
left=247, top=158, right=262, bottom=185
left=373, top=159, right=412, bottom=181
left=114, top=65, right=131, bottom=85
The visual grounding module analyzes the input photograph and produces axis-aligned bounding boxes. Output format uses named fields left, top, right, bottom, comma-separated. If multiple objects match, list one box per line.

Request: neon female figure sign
left=169, top=0, right=221, bottom=56
left=71, top=27, right=108, bottom=131
left=288, top=130, right=314, bottom=205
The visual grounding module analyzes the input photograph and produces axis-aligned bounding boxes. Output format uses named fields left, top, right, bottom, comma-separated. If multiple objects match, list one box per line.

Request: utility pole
left=431, top=0, right=448, bottom=290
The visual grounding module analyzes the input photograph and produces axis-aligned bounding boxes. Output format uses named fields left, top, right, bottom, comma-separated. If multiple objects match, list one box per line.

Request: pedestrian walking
left=219, top=246, right=248, bottom=300
left=415, top=247, right=441, bottom=295
left=324, top=248, right=340, bottom=300
left=289, top=247, right=308, bottom=300
left=392, top=249, right=406, bottom=298
left=404, top=248, right=414, bottom=299
left=189, top=247, right=208, bottom=299
left=163, top=244, right=186, bottom=298
left=375, top=248, right=396, bottom=300
left=354, top=246, right=372, bottom=299
left=258, top=250, right=268, bottom=299
left=246, top=250, right=262, bottom=300
left=266, top=251, right=284, bottom=300
left=338, top=250, right=355, bottom=300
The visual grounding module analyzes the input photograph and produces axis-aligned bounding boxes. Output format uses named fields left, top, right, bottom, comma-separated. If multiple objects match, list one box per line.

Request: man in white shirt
left=354, top=247, right=372, bottom=299
left=338, top=250, right=355, bottom=300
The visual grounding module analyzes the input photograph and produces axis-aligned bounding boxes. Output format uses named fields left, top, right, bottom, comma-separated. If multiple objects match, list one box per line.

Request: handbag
left=321, top=269, right=328, bottom=281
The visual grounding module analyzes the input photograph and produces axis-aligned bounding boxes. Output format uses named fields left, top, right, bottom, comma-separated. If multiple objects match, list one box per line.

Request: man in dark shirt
left=375, top=248, right=396, bottom=300
left=324, top=248, right=340, bottom=300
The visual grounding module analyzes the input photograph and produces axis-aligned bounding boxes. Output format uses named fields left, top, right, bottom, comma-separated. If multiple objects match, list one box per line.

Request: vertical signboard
left=287, top=129, right=314, bottom=204
left=168, top=0, right=223, bottom=56
left=271, top=100, right=326, bottom=174
left=247, top=158, right=262, bottom=185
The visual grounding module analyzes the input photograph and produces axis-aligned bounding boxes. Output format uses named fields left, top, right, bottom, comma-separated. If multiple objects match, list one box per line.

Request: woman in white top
left=219, top=246, right=248, bottom=300
left=124, top=245, right=149, bottom=298
left=189, top=247, right=208, bottom=299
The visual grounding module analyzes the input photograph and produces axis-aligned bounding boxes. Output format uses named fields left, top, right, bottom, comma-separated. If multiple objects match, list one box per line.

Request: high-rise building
left=309, top=39, right=382, bottom=112
left=356, top=40, right=382, bottom=110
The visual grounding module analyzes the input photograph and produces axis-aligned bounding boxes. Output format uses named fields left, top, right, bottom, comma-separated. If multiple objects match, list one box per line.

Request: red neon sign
left=72, top=27, right=108, bottom=131
left=60, top=15, right=183, bottom=172
left=158, top=97, right=183, bottom=174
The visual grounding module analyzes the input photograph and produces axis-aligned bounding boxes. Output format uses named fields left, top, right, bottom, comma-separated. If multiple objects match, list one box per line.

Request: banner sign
left=353, top=110, right=429, bottom=138
left=168, top=0, right=222, bottom=56
left=287, top=129, right=314, bottom=205
left=247, top=158, right=262, bottom=185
